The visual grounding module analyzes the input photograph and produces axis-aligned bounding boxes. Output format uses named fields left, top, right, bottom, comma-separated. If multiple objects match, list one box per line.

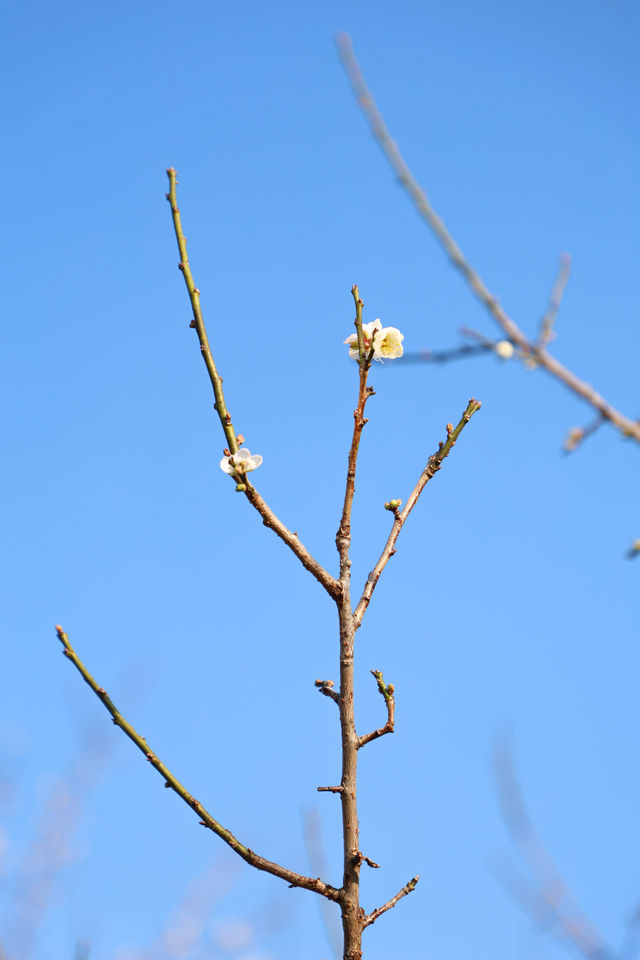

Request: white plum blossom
left=344, top=319, right=404, bottom=361
left=495, top=340, right=514, bottom=360
left=220, top=447, right=263, bottom=475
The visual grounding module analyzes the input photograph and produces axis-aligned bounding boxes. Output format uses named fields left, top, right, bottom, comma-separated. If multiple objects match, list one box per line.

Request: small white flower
left=344, top=319, right=404, bottom=361
left=220, top=447, right=263, bottom=475
left=374, top=326, right=404, bottom=360
left=495, top=340, right=514, bottom=360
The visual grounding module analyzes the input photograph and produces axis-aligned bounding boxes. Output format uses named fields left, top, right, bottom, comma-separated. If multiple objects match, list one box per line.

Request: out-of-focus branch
left=337, top=35, right=640, bottom=445
left=304, top=810, right=342, bottom=960
left=538, top=254, right=571, bottom=349
left=494, top=738, right=613, bottom=959
left=564, top=415, right=606, bottom=453
left=166, top=169, right=340, bottom=600
left=55, top=627, right=340, bottom=904
left=353, top=398, right=481, bottom=627
left=5, top=717, right=116, bottom=959
left=400, top=343, right=491, bottom=365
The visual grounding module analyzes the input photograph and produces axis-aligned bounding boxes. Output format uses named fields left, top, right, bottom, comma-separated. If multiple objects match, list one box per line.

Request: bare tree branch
left=166, top=169, right=341, bottom=600
left=55, top=626, right=340, bottom=903
left=337, top=35, right=640, bottom=445
left=538, top=254, right=571, bottom=349
left=315, top=678, right=341, bottom=705
left=358, top=670, right=395, bottom=748
left=353, top=398, right=481, bottom=628
left=334, top=283, right=379, bottom=958
left=363, top=875, right=420, bottom=929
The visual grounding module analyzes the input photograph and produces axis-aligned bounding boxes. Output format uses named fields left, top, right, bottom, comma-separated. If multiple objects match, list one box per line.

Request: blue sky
left=2, top=1, right=639, bottom=958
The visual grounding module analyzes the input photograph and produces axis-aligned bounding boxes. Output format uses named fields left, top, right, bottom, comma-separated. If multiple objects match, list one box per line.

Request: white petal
left=373, top=327, right=404, bottom=359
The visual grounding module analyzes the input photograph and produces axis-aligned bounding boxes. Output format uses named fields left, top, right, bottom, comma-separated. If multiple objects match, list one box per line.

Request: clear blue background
left=2, top=1, right=638, bottom=958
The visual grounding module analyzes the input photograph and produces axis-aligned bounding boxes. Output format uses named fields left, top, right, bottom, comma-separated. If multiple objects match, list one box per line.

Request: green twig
left=166, top=168, right=238, bottom=455
left=363, top=875, right=420, bottom=929
left=358, top=670, right=395, bottom=748
left=55, top=626, right=340, bottom=903
left=352, top=284, right=366, bottom=365
left=166, top=168, right=340, bottom=600
left=353, top=398, right=482, bottom=627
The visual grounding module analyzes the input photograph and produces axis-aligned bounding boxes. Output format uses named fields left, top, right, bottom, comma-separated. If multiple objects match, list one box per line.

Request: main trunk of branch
left=339, top=597, right=362, bottom=960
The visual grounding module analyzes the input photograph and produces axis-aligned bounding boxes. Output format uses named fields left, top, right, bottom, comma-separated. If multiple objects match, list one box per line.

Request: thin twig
left=358, top=670, right=395, bottom=748
left=363, top=875, right=420, bottom=929
left=166, top=169, right=340, bottom=600
left=166, top=168, right=239, bottom=456
left=337, top=285, right=376, bottom=559
left=315, top=679, right=340, bottom=704
left=353, top=398, right=481, bottom=627
left=337, top=35, right=640, bottom=445
left=563, top=414, right=606, bottom=453
left=55, top=626, right=340, bottom=903
left=538, top=254, right=571, bottom=349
